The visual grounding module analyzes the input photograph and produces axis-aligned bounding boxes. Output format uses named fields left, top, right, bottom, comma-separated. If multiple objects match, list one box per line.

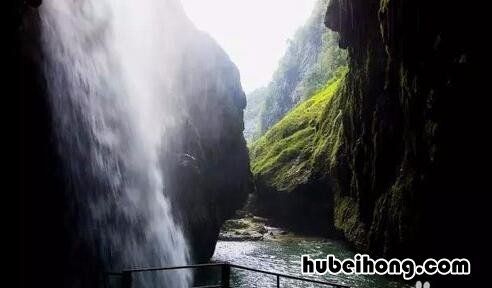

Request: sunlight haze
left=181, top=0, right=317, bottom=92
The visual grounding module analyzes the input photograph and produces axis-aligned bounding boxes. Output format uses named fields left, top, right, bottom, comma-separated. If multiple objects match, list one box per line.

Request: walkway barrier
left=106, top=262, right=351, bottom=288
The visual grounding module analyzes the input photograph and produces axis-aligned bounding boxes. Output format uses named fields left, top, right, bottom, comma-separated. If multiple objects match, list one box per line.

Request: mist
left=39, top=0, right=201, bottom=286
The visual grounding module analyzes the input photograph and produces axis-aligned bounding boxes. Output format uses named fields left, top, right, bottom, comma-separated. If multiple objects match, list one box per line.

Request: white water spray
left=40, top=0, right=192, bottom=286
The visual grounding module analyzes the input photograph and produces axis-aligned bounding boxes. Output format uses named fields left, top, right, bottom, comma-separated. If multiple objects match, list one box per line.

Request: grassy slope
left=250, top=68, right=347, bottom=192
left=243, top=0, right=347, bottom=139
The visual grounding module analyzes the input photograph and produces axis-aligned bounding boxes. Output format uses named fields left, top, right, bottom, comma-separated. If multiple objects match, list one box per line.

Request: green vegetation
left=334, top=196, right=361, bottom=237
left=244, top=87, right=268, bottom=142
left=243, top=0, right=347, bottom=142
left=250, top=68, right=347, bottom=192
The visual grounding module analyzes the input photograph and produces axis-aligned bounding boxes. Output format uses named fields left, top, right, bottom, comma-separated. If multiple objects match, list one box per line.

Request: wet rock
left=324, top=0, right=480, bottom=265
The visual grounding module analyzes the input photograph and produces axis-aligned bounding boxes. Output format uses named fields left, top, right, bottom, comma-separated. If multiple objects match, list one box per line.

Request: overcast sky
left=181, top=0, right=317, bottom=93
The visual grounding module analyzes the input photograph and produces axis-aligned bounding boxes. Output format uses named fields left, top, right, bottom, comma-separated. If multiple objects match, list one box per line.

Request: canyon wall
left=15, top=2, right=250, bottom=287
left=162, top=31, right=251, bottom=262
left=244, top=0, right=347, bottom=142
left=250, top=2, right=483, bottom=285
left=325, top=0, right=479, bottom=258
left=324, top=0, right=483, bottom=285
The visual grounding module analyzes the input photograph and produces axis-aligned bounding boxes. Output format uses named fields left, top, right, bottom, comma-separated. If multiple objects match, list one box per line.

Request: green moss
left=250, top=68, right=348, bottom=191
left=334, top=196, right=359, bottom=233
left=333, top=195, right=368, bottom=250
left=312, top=79, right=347, bottom=174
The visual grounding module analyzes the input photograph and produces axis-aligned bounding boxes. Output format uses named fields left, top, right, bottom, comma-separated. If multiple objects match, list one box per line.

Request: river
left=211, top=237, right=410, bottom=288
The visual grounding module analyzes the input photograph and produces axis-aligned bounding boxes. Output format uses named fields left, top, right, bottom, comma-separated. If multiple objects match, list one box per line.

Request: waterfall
left=40, top=0, right=191, bottom=286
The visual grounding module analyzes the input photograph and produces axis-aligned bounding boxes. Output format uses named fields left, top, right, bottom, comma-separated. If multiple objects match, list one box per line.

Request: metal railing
left=106, top=263, right=351, bottom=288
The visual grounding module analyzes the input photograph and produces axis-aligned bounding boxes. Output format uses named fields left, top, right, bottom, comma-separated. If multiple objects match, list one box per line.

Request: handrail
left=122, top=263, right=227, bottom=274
left=106, top=262, right=351, bottom=288
left=230, top=264, right=350, bottom=288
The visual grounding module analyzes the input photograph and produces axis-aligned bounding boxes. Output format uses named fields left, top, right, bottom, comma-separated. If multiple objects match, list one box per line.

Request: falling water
left=40, top=0, right=192, bottom=286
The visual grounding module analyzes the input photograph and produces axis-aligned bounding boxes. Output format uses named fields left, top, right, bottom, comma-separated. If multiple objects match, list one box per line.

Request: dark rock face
left=162, top=32, right=251, bottom=262
left=16, top=2, right=250, bottom=287
left=253, top=176, right=336, bottom=236
left=324, top=0, right=482, bottom=284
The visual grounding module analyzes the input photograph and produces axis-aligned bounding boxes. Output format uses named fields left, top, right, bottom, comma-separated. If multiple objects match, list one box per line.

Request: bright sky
left=181, top=0, right=317, bottom=93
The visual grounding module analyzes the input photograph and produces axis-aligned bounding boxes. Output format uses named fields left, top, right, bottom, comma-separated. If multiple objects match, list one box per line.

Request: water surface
left=212, top=237, right=410, bottom=288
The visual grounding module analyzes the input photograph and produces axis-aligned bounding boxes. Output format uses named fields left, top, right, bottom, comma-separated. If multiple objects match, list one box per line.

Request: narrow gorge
left=246, top=0, right=480, bottom=287
left=15, top=0, right=482, bottom=287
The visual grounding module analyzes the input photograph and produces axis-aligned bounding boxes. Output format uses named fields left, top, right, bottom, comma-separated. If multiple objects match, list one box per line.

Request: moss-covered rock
left=324, top=1, right=481, bottom=273
left=219, top=217, right=269, bottom=241
left=249, top=69, right=347, bottom=235
left=251, top=70, right=345, bottom=189
left=243, top=0, right=347, bottom=141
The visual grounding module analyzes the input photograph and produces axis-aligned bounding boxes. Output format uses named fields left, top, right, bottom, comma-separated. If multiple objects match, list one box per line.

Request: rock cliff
left=15, top=2, right=250, bottom=287
left=325, top=0, right=480, bottom=262
left=162, top=31, right=251, bottom=262
left=250, top=2, right=483, bottom=286
left=244, top=0, right=347, bottom=141
left=249, top=72, right=346, bottom=235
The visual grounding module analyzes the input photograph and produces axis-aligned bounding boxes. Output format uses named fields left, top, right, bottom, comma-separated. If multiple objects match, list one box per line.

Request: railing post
left=221, top=264, right=230, bottom=288
left=121, top=271, right=132, bottom=288
left=276, top=275, right=280, bottom=287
